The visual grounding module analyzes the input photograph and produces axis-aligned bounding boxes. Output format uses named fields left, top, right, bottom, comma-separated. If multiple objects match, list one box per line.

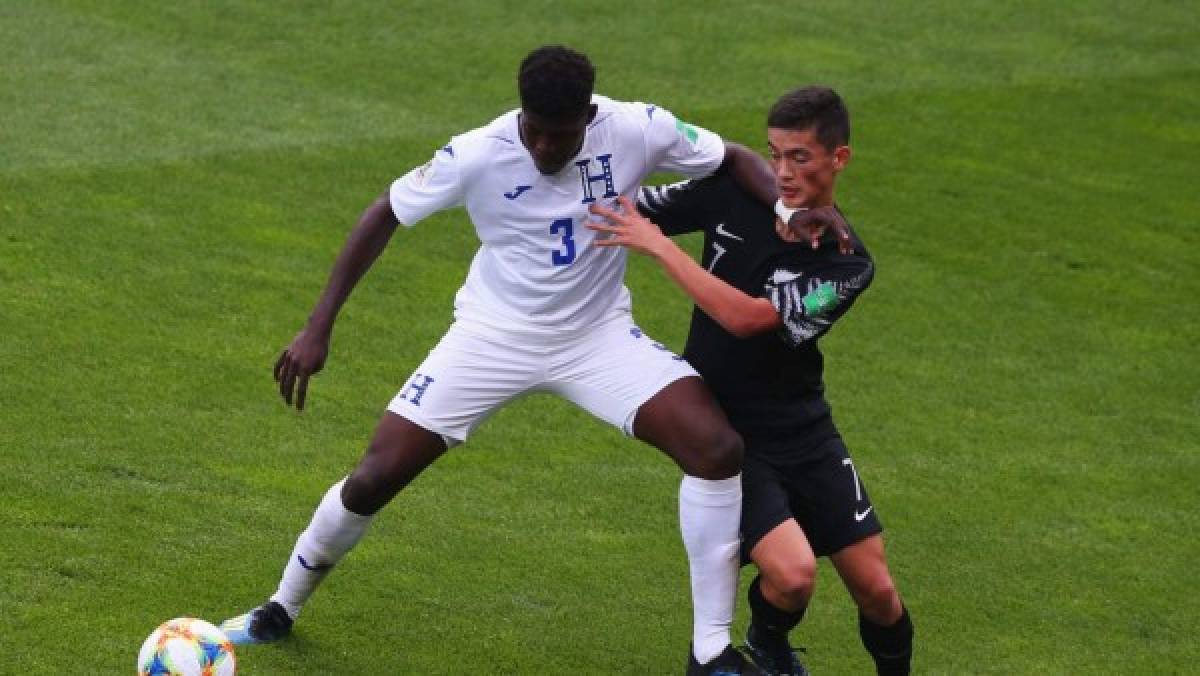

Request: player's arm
left=588, top=196, right=780, bottom=338
left=635, top=178, right=717, bottom=236
left=722, top=141, right=855, bottom=254
left=765, top=254, right=874, bottom=346
left=275, top=193, right=400, bottom=410
left=718, top=142, right=776, bottom=208
left=644, top=106, right=773, bottom=221
left=276, top=144, right=463, bottom=411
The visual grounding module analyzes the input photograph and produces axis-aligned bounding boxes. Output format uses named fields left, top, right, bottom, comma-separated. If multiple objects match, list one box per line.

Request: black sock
left=859, top=605, right=913, bottom=676
left=747, top=575, right=807, bottom=651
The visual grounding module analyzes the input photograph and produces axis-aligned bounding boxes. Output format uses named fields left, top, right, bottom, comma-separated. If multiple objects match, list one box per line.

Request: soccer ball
left=137, top=617, right=236, bottom=675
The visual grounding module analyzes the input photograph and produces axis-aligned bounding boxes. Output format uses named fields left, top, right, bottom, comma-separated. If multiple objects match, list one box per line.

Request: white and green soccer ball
left=137, top=617, right=236, bottom=675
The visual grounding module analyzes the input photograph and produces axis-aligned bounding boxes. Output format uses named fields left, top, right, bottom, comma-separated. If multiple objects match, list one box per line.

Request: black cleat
left=744, top=625, right=810, bottom=676
left=687, top=643, right=766, bottom=675
left=219, top=600, right=294, bottom=645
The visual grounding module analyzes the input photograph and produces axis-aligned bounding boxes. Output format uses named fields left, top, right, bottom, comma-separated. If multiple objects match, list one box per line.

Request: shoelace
left=743, top=642, right=809, bottom=675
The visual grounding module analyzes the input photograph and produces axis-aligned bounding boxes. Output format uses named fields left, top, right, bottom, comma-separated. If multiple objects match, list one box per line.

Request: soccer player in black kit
left=588, top=87, right=913, bottom=676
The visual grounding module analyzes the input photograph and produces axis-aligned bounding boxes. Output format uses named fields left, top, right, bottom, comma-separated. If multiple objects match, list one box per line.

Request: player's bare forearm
left=305, top=191, right=400, bottom=334
left=588, top=196, right=779, bottom=339
left=274, top=191, right=399, bottom=411
left=652, top=241, right=781, bottom=338
left=720, top=142, right=777, bottom=207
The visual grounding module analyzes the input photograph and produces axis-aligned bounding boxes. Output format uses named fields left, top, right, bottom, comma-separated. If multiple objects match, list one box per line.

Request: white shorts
left=387, top=314, right=698, bottom=445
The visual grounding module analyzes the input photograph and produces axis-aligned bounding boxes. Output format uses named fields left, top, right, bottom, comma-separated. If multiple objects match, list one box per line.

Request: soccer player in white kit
left=220, top=45, right=774, bottom=674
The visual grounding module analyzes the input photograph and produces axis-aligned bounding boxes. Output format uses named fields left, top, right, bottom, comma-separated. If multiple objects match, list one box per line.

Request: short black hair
left=767, top=86, right=850, bottom=151
left=518, top=45, right=595, bottom=121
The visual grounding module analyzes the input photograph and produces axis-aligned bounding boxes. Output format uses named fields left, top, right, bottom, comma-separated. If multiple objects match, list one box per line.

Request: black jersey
left=638, top=173, right=874, bottom=458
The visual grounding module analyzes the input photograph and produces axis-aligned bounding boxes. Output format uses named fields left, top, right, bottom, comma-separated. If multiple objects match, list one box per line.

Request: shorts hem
left=619, top=366, right=700, bottom=437
left=385, top=403, right=465, bottom=448
left=817, top=524, right=884, bottom=558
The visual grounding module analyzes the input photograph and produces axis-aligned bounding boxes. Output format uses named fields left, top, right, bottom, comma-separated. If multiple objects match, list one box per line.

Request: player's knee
left=343, top=449, right=414, bottom=515
left=854, top=574, right=901, bottom=621
left=343, top=428, right=444, bottom=515
left=685, top=426, right=744, bottom=479
left=766, top=558, right=817, bottom=605
left=341, top=469, right=392, bottom=516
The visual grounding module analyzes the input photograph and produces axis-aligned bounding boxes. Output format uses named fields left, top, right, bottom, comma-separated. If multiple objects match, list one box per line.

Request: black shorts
left=741, top=434, right=884, bottom=560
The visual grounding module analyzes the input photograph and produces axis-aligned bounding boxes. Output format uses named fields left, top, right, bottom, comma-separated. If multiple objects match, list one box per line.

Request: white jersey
left=389, top=95, right=725, bottom=336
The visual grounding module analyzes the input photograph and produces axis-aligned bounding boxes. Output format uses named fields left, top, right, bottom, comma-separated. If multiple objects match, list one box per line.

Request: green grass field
left=2, top=1, right=1198, bottom=673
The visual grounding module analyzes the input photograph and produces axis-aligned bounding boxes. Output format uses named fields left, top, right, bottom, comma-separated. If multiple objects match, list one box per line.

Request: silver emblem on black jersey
left=715, top=222, right=743, bottom=241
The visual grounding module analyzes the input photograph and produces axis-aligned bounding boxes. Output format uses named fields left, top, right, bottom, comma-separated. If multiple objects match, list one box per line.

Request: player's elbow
left=359, top=192, right=401, bottom=233
left=718, top=142, right=754, bottom=177
left=724, top=320, right=762, bottom=339
left=724, top=320, right=769, bottom=339
left=721, top=304, right=781, bottom=339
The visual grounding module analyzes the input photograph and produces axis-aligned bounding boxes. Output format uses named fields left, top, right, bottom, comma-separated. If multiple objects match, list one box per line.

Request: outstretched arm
left=588, top=196, right=781, bottom=338
left=275, top=191, right=399, bottom=410
left=719, top=142, right=777, bottom=207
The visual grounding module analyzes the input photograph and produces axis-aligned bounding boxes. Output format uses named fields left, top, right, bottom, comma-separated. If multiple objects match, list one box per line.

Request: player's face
left=767, top=127, right=850, bottom=208
left=519, top=105, right=596, bottom=175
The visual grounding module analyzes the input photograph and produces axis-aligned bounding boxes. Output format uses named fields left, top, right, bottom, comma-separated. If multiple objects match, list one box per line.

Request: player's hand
left=586, top=196, right=671, bottom=258
left=273, top=326, right=330, bottom=411
left=777, top=206, right=854, bottom=254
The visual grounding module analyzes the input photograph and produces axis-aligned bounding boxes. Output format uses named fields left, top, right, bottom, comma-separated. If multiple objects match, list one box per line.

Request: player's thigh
left=750, top=519, right=818, bottom=596
left=632, top=376, right=742, bottom=478
left=744, top=454, right=817, bottom=587
left=345, top=411, right=449, bottom=515
left=744, top=458, right=820, bottom=583
left=387, top=323, right=539, bottom=445
left=545, top=318, right=698, bottom=434
left=547, top=319, right=739, bottom=476
left=829, top=533, right=888, bottom=588
left=742, top=454, right=795, bottom=556
left=790, top=436, right=883, bottom=557
left=829, top=534, right=902, bottom=620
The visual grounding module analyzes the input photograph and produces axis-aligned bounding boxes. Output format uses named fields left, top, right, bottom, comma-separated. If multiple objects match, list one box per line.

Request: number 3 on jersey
left=550, top=217, right=576, bottom=265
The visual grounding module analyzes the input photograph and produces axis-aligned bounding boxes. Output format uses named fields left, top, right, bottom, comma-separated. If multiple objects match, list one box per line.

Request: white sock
left=270, top=478, right=373, bottom=619
left=679, top=474, right=742, bottom=664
